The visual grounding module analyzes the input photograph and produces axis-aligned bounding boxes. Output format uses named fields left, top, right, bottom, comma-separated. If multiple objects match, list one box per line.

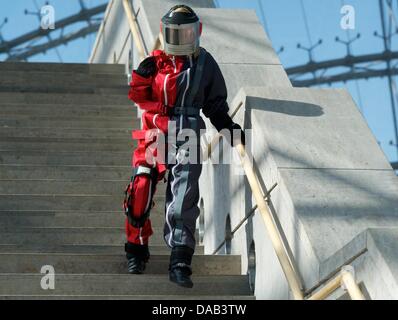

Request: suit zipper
left=163, top=74, right=170, bottom=106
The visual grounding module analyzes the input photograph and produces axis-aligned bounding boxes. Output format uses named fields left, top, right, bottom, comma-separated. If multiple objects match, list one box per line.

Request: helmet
left=161, top=5, right=202, bottom=56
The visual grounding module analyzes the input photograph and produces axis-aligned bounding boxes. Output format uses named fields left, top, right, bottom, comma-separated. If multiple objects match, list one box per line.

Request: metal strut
left=0, top=2, right=107, bottom=56
left=212, top=182, right=278, bottom=255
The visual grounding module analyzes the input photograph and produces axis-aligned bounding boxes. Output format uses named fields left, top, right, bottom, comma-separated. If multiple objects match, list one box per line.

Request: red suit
left=125, top=50, right=190, bottom=246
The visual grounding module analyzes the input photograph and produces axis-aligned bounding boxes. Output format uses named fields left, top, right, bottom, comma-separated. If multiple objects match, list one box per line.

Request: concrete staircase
left=0, top=62, right=253, bottom=299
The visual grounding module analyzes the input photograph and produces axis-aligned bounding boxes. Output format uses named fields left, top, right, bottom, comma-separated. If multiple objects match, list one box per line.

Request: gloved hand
left=135, top=56, right=157, bottom=78
left=208, top=109, right=245, bottom=147
left=227, top=122, right=245, bottom=147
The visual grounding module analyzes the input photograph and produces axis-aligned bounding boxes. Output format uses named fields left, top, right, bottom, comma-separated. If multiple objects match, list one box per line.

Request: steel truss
left=283, top=0, right=398, bottom=166
left=0, top=1, right=107, bottom=61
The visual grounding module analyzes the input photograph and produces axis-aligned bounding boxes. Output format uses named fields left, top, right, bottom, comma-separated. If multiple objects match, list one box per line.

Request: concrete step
left=0, top=127, right=133, bottom=140
left=0, top=104, right=135, bottom=117
left=0, top=253, right=240, bottom=275
left=0, top=226, right=175, bottom=246
left=0, top=93, right=130, bottom=105
left=0, top=61, right=245, bottom=301
left=0, top=86, right=129, bottom=95
left=0, top=274, right=252, bottom=296
left=0, top=62, right=125, bottom=74
left=0, top=137, right=135, bottom=152
left=0, top=151, right=131, bottom=166
left=0, top=180, right=167, bottom=196
left=0, top=208, right=167, bottom=228
left=0, top=70, right=127, bottom=86
left=0, top=179, right=129, bottom=195
left=0, top=115, right=139, bottom=129
left=0, top=194, right=165, bottom=211
left=0, top=244, right=203, bottom=255
left=0, top=165, right=131, bottom=180
left=0, top=295, right=255, bottom=300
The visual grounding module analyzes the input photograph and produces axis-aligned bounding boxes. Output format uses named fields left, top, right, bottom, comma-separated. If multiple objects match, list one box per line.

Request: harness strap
left=133, top=166, right=156, bottom=178
left=170, top=106, right=200, bottom=116
left=172, top=48, right=207, bottom=114
left=185, top=48, right=207, bottom=108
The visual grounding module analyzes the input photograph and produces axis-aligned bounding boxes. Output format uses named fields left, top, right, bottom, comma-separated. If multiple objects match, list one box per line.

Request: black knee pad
left=125, top=242, right=150, bottom=261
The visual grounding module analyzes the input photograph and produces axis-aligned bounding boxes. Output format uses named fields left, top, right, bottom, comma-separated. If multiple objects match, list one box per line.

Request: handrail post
left=341, top=266, right=366, bottom=300
left=234, top=143, right=304, bottom=300
left=307, top=265, right=365, bottom=300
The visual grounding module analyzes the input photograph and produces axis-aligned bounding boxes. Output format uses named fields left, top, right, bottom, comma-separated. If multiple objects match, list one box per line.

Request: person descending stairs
left=0, top=60, right=253, bottom=299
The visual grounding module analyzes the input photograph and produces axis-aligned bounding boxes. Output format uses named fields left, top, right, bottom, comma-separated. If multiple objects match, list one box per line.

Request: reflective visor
left=164, top=23, right=199, bottom=45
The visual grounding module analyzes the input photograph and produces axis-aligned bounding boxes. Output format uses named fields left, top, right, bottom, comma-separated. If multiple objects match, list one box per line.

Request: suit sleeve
left=202, top=54, right=233, bottom=131
left=128, top=70, right=167, bottom=114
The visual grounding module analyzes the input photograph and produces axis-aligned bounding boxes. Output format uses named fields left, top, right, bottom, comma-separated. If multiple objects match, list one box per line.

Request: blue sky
left=1, top=0, right=397, bottom=165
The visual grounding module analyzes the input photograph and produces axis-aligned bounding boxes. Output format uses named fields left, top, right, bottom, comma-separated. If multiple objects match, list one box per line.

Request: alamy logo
left=340, top=5, right=355, bottom=30
left=40, top=265, right=55, bottom=290
left=41, top=5, right=55, bottom=30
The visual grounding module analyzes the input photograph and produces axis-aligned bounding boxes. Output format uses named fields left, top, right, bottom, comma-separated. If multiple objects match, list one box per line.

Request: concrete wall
left=90, top=0, right=398, bottom=299
left=231, top=87, right=398, bottom=299
left=317, top=227, right=398, bottom=300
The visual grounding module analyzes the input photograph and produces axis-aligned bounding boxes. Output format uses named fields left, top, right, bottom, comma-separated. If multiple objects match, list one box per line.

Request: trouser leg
left=164, top=157, right=202, bottom=250
left=124, top=136, right=159, bottom=248
left=125, top=218, right=153, bottom=246
left=163, top=115, right=205, bottom=250
left=123, top=112, right=168, bottom=271
left=124, top=164, right=157, bottom=247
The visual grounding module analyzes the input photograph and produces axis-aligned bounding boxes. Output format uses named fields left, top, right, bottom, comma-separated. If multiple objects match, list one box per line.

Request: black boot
left=125, top=242, right=150, bottom=274
left=169, top=246, right=194, bottom=288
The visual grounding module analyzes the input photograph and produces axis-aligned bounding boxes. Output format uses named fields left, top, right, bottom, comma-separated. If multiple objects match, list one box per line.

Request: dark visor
left=164, top=26, right=197, bottom=45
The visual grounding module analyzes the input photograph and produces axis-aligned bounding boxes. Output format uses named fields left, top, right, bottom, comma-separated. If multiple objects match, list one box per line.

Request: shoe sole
left=129, top=270, right=144, bottom=275
left=169, top=275, right=194, bottom=289
left=128, top=265, right=146, bottom=275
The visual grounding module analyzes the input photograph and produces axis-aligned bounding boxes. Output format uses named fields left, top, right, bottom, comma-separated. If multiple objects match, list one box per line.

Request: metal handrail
left=122, top=0, right=147, bottom=59
left=122, top=0, right=162, bottom=62
left=234, top=141, right=305, bottom=299
left=122, top=1, right=366, bottom=301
